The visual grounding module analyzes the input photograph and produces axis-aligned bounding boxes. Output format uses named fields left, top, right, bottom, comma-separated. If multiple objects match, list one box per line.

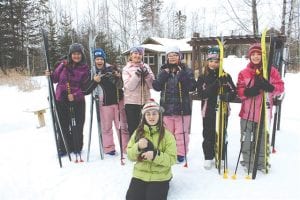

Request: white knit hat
left=165, top=46, right=180, bottom=55
left=141, top=99, right=164, bottom=115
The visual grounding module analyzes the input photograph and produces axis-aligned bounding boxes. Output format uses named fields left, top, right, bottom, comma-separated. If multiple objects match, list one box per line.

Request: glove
left=141, top=67, right=149, bottom=77
left=258, top=77, right=275, bottom=92
left=244, top=85, right=260, bottom=97
left=135, top=68, right=143, bottom=77
left=219, top=75, right=229, bottom=85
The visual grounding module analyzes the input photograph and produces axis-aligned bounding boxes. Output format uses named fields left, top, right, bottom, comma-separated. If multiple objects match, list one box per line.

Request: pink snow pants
left=163, top=115, right=191, bottom=156
left=99, top=99, right=129, bottom=153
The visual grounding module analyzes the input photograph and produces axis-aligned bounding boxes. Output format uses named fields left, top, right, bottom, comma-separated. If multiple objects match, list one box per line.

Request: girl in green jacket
left=126, top=99, right=177, bottom=200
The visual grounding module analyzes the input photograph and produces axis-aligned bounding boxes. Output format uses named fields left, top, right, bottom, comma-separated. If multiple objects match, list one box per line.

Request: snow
left=1, top=58, right=300, bottom=200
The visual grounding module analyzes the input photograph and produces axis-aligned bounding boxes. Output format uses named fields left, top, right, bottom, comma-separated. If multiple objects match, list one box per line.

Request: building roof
left=122, top=37, right=192, bottom=54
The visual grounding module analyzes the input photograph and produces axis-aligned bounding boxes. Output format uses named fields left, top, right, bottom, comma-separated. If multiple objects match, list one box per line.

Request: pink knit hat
left=248, top=43, right=262, bottom=57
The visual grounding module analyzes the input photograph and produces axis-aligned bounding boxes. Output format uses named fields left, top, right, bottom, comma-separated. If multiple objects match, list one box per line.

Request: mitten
left=260, top=78, right=275, bottom=92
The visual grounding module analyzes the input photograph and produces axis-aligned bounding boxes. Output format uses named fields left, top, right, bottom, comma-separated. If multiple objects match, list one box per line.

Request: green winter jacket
left=127, top=125, right=177, bottom=182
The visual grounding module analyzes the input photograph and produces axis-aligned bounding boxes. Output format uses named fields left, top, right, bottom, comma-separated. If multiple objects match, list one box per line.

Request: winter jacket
left=127, top=125, right=177, bottom=182
left=51, top=62, right=89, bottom=102
left=196, top=68, right=236, bottom=118
left=122, top=62, right=155, bottom=105
left=237, top=63, right=284, bottom=122
left=152, top=64, right=196, bottom=115
left=85, top=64, right=124, bottom=106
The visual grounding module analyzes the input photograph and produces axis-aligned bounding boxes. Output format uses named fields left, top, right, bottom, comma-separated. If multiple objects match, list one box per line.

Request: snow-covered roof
left=143, top=37, right=192, bottom=52
left=122, top=37, right=192, bottom=54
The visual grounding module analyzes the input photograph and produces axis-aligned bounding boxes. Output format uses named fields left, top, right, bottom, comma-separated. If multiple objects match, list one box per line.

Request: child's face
left=208, top=59, right=219, bottom=69
left=144, top=110, right=159, bottom=126
left=71, top=52, right=82, bottom=63
left=250, top=52, right=262, bottom=65
left=130, top=52, right=143, bottom=63
left=167, top=53, right=180, bottom=64
left=95, top=57, right=105, bottom=69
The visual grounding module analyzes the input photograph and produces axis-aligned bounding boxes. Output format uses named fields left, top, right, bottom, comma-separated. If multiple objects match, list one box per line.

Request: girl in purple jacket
left=46, top=43, right=89, bottom=158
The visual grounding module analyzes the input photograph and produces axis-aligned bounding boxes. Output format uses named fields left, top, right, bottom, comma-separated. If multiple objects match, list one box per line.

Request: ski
left=252, top=28, right=274, bottom=179
left=215, top=38, right=229, bottom=177
left=86, top=33, right=104, bottom=161
left=41, top=29, right=72, bottom=167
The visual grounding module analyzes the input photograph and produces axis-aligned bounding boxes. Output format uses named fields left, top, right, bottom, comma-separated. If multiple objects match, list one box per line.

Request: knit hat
left=248, top=43, right=262, bottom=57
left=94, top=48, right=106, bottom=60
left=141, top=99, right=164, bottom=115
left=69, top=43, right=84, bottom=55
left=130, top=46, right=144, bottom=55
left=165, top=46, right=180, bottom=55
left=207, top=46, right=220, bottom=60
left=68, top=43, right=86, bottom=64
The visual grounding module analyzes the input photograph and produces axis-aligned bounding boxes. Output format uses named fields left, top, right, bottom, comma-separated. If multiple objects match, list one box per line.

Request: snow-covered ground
left=0, top=58, right=299, bottom=200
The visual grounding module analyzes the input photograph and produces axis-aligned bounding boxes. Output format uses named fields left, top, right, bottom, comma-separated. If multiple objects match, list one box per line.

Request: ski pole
left=117, top=89, right=125, bottom=165
left=178, top=82, right=188, bottom=168
left=232, top=96, right=254, bottom=179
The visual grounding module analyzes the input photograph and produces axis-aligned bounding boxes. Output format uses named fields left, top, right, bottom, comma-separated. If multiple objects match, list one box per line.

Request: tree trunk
left=252, top=0, right=259, bottom=35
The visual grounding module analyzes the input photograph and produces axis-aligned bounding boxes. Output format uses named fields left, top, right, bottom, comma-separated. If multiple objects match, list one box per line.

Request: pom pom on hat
left=130, top=46, right=144, bottom=55
left=207, top=46, right=220, bottom=60
left=94, top=48, right=106, bottom=60
left=141, top=99, right=164, bottom=115
left=248, top=43, right=262, bottom=57
left=165, top=46, right=180, bottom=55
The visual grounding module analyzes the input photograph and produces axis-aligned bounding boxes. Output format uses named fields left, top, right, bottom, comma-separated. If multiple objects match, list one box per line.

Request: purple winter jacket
left=51, top=62, right=89, bottom=102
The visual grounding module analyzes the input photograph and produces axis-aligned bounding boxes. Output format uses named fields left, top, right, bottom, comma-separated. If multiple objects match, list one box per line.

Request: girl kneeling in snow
left=126, top=99, right=177, bottom=200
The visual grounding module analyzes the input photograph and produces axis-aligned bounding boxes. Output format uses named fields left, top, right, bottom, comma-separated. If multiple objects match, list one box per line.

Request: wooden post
left=34, top=109, right=46, bottom=128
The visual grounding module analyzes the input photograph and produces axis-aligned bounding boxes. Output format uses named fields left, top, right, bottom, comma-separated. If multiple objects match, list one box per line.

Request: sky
left=0, top=57, right=299, bottom=199
left=50, top=0, right=284, bottom=36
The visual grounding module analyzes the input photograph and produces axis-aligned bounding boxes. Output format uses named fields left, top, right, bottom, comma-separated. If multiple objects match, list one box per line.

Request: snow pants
left=240, top=119, right=266, bottom=171
left=202, top=115, right=216, bottom=160
left=163, top=115, right=190, bottom=156
left=126, top=178, right=169, bottom=200
left=56, top=100, right=85, bottom=153
left=99, top=99, right=129, bottom=153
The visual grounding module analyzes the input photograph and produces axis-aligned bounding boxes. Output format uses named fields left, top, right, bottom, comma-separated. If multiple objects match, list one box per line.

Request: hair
left=134, top=112, right=165, bottom=148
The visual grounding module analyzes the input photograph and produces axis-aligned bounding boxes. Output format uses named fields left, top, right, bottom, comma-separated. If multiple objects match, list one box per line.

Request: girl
left=237, top=43, right=284, bottom=172
left=196, top=46, right=236, bottom=170
left=85, top=48, right=129, bottom=155
left=152, top=46, right=196, bottom=163
left=126, top=99, right=176, bottom=200
left=122, top=47, right=155, bottom=137
left=46, top=43, right=89, bottom=159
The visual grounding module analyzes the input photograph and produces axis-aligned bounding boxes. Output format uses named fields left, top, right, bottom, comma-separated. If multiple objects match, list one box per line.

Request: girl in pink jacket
left=122, top=47, right=155, bottom=137
left=236, top=43, right=284, bottom=173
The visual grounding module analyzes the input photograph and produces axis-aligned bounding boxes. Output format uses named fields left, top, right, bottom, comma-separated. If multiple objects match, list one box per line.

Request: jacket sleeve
left=144, top=64, right=154, bottom=89
left=51, top=63, right=64, bottom=83
left=126, top=132, right=140, bottom=161
left=73, top=66, right=90, bottom=100
left=236, top=71, right=248, bottom=100
left=270, top=66, right=284, bottom=96
left=152, top=131, right=177, bottom=167
left=177, top=67, right=196, bottom=92
left=196, top=75, right=218, bottom=99
left=152, top=69, right=169, bottom=91
left=123, top=67, right=141, bottom=91
left=223, top=74, right=237, bottom=101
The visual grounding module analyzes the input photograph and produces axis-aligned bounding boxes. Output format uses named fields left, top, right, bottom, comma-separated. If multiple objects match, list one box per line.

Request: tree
left=139, top=0, right=163, bottom=38
left=174, top=10, right=187, bottom=39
